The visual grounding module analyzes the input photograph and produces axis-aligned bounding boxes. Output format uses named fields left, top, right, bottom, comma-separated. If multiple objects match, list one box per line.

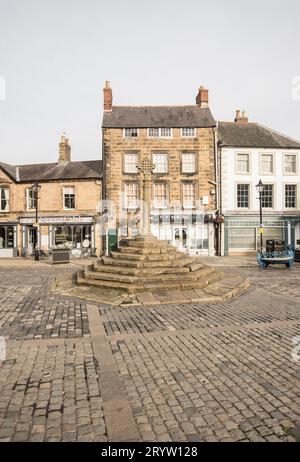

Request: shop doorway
left=27, top=227, right=37, bottom=256
left=174, top=227, right=188, bottom=252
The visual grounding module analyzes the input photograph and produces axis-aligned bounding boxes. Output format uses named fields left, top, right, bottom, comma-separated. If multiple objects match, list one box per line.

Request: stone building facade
left=102, top=82, right=218, bottom=256
left=0, top=136, right=102, bottom=257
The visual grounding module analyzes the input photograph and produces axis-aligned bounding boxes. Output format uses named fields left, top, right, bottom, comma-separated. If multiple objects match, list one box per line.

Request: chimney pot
left=103, top=81, right=113, bottom=111
left=59, top=133, right=71, bottom=165
left=235, top=109, right=249, bottom=123
left=196, top=85, right=209, bottom=107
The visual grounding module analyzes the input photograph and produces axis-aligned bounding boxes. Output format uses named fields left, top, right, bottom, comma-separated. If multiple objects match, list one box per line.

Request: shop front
left=224, top=216, right=296, bottom=255
left=19, top=216, right=97, bottom=258
left=150, top=212, right=215, bottom=256
left=0, top=222, right=18, bottom=257
left=108, top=212, right=216, bottom=256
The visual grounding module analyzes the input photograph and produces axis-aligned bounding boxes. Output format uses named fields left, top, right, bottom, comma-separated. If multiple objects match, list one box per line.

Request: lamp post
left=256, top=179, right=264, bottom=253
left=31, top=182, right=41, bottom=261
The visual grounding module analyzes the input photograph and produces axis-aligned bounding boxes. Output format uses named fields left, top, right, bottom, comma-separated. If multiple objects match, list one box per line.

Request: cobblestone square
left=0, top=262, right=299, bottom=442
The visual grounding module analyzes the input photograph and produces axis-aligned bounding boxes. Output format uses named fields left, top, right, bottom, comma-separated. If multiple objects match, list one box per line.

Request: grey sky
left=0, top=0, right=299, bottom=165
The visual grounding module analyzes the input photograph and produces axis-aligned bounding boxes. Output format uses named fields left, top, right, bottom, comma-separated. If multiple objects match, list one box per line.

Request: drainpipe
left=217, top=139, right=223, bottom=256
left=213, top=126, right=219, bottom=255
left=214, top=126, right=219, bottom=213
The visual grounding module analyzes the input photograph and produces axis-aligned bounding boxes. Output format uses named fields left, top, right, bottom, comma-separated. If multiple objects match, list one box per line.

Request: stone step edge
left=73, top=276, right=250, bottom=306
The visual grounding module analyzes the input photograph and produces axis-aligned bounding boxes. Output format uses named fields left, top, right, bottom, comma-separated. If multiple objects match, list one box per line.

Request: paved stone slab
left=86, top=304, right=140, bottom=442
left=0, top=264, right=299, bottom=442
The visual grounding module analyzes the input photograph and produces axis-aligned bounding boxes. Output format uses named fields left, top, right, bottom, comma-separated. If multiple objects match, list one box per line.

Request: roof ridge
left=217, top=121, right=257, bottom=125
left=111, top=105, right=206, bottom=108
left=255, top=123, right=300, bottom=145
left=4, top=159, right=102, bottom=168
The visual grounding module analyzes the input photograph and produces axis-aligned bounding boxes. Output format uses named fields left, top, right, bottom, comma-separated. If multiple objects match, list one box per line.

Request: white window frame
left=123, top=152, right=139, bottom=174
left=152, top=153, right=168, bottom=174
left=0, top=187, right=10, bottom=212
left=148, top=128, right=172, bottom=138
left=182, top=152, right=196, bottom=174
left=236, top=183, right=251, bottom=210
left=283, top=153, right=298, bottom=175
left=148, top=128, right=160, bottom=138
left=26, top=188, right=36, bottom=211
left=124, top=182, right=138, bottom=210
left=261, top=183, right=275, bottom=209
left=182, top=182, right=196, bottom=209
left=123, top=128, right=139, bottom=138
left=260, top=153, right=275, bottom=175
left=284, top=183, right=297, bottom=209
left=153, top=183, right=168, bottom=209
left=63, top=186, right=76, bottom=210
left=181, top=128, right=196, bottom=138
left=235, top=152, right=251, bottom=175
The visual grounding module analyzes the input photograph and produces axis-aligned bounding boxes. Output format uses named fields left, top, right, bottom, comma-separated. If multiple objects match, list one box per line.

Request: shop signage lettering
left=20, top=216, right=94, bottom=224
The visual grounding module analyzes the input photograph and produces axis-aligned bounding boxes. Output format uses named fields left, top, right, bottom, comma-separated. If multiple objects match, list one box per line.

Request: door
left=27, top=227, right=37, bottom=256
left=174, top=227, right=188, bottom=252
left=107, top=229, right=118, bottom=255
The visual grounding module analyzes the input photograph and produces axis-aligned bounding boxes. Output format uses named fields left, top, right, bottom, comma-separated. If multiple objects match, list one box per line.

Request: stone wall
left=102, top=127, right=216, bottom=219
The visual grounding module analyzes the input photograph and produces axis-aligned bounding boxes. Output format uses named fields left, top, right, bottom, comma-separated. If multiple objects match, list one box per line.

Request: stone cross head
left=137, top=156, right=156, bottom=177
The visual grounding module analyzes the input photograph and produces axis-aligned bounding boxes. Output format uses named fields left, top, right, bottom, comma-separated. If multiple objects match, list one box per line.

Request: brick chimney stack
left=196, top=86, right=209, bottom=108
left=103, top=81, right=112, bottom=111
left=58, top=134, right=71, bottom=165
left=235, top=109, right=249, bottom=123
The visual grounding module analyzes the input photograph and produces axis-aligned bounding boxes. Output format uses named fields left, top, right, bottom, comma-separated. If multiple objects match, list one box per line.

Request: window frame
left=284, top=183, right=297, bottom=209
left=283, top=153, right=298, bottom=176
left=261, top=183, right=275, bottom=209
left=153, top=182, right=169, bottom=209
left=123, top=181, right=139, bottom=210
left=236, top=183, right=251, bottom=210
left=152, top=152, right=169, bottom=174
left=26, top=187, right=37, bottom=211
left=181, top=181, right=197, bottom=209
left=259, top=152, right=275, bottom=175
left=0, top=187, right=10, bottom=212
left=148, top=128, right=173, bottom=138
left=123, top=128, right=139, bottom=139
left=181, top=128, right=196, bottom=138
left=235, top=152, right=251, bottom=175
left=123, top=151, right=139, bottom=174
left=63, top=186, right=76, bottom=210
left=181, top=151, right=197, bottom=174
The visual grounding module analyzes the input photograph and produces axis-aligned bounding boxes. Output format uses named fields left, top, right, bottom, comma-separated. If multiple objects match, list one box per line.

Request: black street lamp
left=31, top=182, right=41, bottom=261
left=256, top=179, right=264, bottom=253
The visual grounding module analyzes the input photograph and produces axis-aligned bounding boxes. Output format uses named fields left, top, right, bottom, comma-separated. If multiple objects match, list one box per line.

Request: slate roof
left=0, top=160, right=102, bottom=182
left=102, top=106, right=216, bottom=128
left=218, top=122, right=300, bottom=149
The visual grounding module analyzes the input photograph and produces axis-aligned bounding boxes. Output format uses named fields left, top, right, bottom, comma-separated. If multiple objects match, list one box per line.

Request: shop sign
left=20, top=216, right=94, bottom=224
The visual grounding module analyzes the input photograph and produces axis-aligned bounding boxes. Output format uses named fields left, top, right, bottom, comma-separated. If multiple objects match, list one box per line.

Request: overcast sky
left=0, top=0, right=300, bottom=164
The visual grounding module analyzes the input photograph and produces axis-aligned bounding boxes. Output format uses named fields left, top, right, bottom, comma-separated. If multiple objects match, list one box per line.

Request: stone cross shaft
left=137, top=156, right=156, bottom=237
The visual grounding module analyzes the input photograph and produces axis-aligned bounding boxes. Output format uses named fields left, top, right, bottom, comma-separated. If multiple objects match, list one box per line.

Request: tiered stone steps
left=77, top=236, right=225, bottom=294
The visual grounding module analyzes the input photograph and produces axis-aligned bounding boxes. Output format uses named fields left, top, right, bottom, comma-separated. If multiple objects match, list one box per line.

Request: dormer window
left=124, top=128, right=139, bottom=138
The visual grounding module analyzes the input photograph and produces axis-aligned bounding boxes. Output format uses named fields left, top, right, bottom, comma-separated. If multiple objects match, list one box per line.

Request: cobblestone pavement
left=0, top=264, right=299, bottom=442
